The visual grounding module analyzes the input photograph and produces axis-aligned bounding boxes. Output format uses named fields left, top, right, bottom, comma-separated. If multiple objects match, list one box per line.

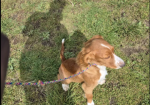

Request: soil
left=110, top=97, right=117, bottom=105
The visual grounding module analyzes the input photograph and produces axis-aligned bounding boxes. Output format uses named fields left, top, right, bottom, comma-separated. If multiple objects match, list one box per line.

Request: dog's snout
left=120, top=62, right=125, bottom=67
left=114, top=54, right=125, bottom=69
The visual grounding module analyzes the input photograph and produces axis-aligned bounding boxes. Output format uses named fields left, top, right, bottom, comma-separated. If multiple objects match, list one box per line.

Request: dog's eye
left=103, top=56, right=110, bottom=59
left=99, top=56, right=110, bottom=59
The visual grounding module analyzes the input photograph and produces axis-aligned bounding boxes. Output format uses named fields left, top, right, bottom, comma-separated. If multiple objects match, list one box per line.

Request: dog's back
left=58, top=39, right=84, bottom=84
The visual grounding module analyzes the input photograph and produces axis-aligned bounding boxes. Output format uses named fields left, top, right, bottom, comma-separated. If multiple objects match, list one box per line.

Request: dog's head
left=78, top=35, right=125, bottom=69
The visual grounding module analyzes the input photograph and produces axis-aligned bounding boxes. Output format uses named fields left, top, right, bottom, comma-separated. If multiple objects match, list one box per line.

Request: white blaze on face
left=100, top=43, right=125, bottom=69
left=101, top=44, right=111, bottom=50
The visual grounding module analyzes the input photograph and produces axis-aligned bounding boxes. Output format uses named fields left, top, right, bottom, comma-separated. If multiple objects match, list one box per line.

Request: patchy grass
left=1, top=0, right=149, bottom=105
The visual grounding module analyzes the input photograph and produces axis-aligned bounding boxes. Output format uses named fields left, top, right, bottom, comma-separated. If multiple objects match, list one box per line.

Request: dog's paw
left=99, top=80, right=106, bottom=85
left=87, top=100, right=94, bottom=105
left=62, top=84, right=69, bottom=91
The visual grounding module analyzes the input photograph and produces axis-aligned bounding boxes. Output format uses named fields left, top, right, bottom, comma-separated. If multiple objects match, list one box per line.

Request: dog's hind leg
left=62, top=84, right=69, bottom=91
left=57, top=73, right=70, bottom=91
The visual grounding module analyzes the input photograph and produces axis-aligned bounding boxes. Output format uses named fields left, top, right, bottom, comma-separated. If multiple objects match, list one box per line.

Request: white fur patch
left=101, top=44, right=110, bottom=50
left=113, top=54, right=124, bottom=69
left=62, top=38, right=65, bottom=44
left=87, top=100, right=94, bottom=105
left=62, top=84, right=69, bottom=91
left=97, top=65, right=108, bottom=85
left=99, top=79, right=106, bottom=85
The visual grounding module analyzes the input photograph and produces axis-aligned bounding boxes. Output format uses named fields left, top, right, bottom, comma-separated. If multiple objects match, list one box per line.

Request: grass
left=1, top=0, right=149, bottom=105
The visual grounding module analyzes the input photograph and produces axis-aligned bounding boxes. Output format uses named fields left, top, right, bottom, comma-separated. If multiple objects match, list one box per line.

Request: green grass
left=1, top=0, right=149, bottom=105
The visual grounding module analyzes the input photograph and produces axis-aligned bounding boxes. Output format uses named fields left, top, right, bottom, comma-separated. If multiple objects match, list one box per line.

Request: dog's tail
left=60, top=38, right=66, bottom=62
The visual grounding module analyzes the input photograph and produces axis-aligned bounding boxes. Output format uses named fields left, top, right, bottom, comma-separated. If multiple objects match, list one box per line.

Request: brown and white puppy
left=57, top=35, right=125, bottom=105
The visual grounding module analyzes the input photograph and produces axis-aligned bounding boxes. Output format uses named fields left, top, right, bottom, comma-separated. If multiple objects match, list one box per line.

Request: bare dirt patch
left=11, top=10, right=25, bottom=22
left=24, top=85, right=46, bottom=103
left=106, top=82, right=126, bottom=91
left=110, top=97, right=117, bottom=105
left=144, top=20, right=149, bottom=27
left=13, top=37, right=20, bottom=45
left=121, top=48, right=144, bottom=57
left=10, top=35, right=27, bottom=45
left=41, top=33, right=55, bottom=47
left=121, top=35, right=149, bottom=57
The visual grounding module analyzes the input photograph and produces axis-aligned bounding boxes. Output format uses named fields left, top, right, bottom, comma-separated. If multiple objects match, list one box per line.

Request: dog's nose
left=120, top=62, right=125, bottom=67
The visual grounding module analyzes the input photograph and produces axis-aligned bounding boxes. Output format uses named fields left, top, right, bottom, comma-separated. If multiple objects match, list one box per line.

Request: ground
left=1, top=0, right=149, bottom=105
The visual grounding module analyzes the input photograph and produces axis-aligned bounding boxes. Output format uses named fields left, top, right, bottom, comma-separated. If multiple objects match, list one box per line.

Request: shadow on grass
left=19, top=0, right=87, bottom=104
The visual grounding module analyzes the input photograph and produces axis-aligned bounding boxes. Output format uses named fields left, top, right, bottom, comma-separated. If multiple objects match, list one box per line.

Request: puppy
left=57, top=35, right=125, bottom=105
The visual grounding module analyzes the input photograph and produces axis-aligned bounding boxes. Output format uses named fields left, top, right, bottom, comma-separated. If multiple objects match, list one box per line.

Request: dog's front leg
left=82, top=83, right=96, bottom=105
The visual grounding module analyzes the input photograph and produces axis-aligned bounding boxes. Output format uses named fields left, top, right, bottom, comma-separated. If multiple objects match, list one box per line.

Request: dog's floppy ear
left=84, top=51, right=95, bottom=64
